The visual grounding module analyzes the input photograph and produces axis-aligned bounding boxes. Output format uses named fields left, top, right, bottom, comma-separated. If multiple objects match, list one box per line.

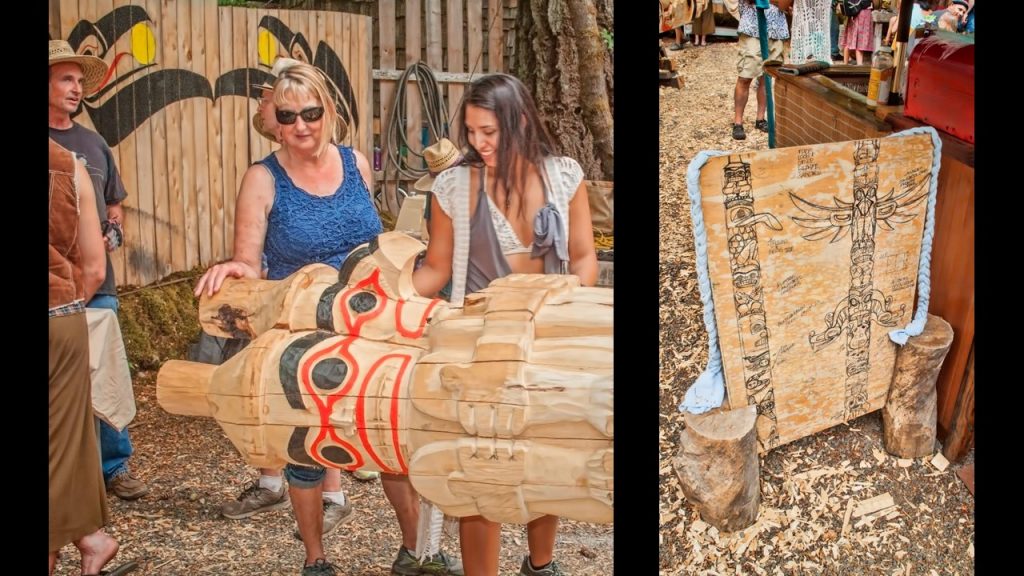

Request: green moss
left=117, top=269, right=203, bottom=373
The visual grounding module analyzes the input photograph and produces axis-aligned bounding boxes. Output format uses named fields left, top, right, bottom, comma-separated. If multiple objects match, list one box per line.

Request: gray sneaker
left=293, top=499, right=355, bottom=540
left=221, top=481, right=290, bottom=519
left=392, top=546, right=464, bottom=576
left=519, top=556, right=566, bottom=576
left=301, top=559, right=337, bottom=576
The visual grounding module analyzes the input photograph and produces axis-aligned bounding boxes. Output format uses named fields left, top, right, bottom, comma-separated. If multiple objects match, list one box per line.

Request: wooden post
left=883, top=314, right=954, bottom=458
left=675, top=405, right=760, bottom=532
left=941, top=343, right=973, bottom=462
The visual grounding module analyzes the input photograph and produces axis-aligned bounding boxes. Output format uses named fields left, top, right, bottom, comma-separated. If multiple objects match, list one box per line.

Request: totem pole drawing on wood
left=692, top=132, right=935, bottom=449
left=721, top=156, right=783, bottom=449
left=789, top=140, right=928, bottom=420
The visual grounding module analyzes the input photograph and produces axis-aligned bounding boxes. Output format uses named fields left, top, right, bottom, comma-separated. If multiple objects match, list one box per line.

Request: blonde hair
left=272, top=63, right=350, bottom=157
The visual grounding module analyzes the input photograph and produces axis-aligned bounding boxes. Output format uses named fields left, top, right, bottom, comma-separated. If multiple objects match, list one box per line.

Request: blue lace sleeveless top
left=257, top=146, right=382, bottom=280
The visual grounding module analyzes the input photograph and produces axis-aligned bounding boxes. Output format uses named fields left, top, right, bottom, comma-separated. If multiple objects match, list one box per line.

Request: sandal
left=732, top=124, right=747, bottom=141
left=669, top=43, right=684, bottom=51
left=82, top=560, right=140, bottom=576
left=755, top=119, right=769, bottom=132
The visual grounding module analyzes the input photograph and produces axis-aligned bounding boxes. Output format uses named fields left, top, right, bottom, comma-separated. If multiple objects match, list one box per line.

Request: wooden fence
left=48, top=1, right=373, bottom=288
left=374, top=0, right=507, bottom=182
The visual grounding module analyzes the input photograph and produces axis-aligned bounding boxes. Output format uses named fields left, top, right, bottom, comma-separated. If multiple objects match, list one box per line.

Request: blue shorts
left=283, top=463, right=326, bottom=488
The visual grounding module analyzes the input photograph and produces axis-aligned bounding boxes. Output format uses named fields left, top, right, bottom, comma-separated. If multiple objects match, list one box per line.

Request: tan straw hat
left=48, top=40, right=107, bottom=95
left=413, top=138, right=464, bottom=192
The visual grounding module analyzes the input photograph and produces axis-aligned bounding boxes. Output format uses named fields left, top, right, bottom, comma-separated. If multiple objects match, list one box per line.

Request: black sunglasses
left=276, top=106, right=325, bottom=125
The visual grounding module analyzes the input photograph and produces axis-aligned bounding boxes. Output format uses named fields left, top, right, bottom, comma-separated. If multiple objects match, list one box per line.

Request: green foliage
left=118, top=270, right=203, bottom=374
left=600, top=28, right=614, bottom=52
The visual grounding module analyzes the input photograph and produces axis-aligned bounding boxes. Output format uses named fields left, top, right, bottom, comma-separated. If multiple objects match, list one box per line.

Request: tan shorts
left=737, top=34, right=785, bottom=79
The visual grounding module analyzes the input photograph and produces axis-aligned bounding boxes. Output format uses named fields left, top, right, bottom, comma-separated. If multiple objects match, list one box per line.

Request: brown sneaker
left=221, top=480, right=290, bottom=519
left=293, top=499, right=355, bottom=540
left=107, top=470, right=150, bottom=501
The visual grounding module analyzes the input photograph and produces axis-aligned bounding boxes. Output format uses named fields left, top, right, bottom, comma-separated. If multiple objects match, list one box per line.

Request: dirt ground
left=658, top=38, right=974, bottom=575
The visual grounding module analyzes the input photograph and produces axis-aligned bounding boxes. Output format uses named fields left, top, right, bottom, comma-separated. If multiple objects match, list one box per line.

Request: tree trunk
left=516, top=0, right=614, bottom=181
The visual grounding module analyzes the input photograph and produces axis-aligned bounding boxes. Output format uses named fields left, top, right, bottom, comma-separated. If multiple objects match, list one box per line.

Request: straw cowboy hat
left=48, top=40, right=107, bottom=95
left=414, top=138, right=464, bottom=192
left=251, top=58, right=353, bottom=143
left=252, top=58, right=302, bottom=142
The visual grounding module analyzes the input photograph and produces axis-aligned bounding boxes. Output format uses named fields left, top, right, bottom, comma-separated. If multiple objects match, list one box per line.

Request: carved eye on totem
left=287, top=427, right=357, bottom=467
left=310, top=357, right=348, bottom=392
left=348, top=291, right=379, bottom=314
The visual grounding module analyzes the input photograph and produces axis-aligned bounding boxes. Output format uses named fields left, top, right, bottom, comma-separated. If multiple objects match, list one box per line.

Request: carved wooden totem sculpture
left=158, top=232, right=614, bottom=524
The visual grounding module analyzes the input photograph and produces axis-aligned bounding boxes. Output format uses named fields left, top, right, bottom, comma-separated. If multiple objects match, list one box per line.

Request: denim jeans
left=87, top=293, right=134, bottom=481
left=284, top=463, right=327, bottom=489
left=831, top=6, right=841, bottom=57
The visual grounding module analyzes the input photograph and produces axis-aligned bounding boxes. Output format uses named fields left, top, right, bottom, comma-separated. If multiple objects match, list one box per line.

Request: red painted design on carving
left=299, top=337, right=363, bottom=469
left=354, top=353, right=411, bottom=474
left=339, top=269, right=386, bottom=335
left=395, top=298, right=442, bottom=338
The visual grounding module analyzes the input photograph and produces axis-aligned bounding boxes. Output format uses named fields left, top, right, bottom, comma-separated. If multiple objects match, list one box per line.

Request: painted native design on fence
left=64, top=5, right=213, bottom=146
left=57, top=6, right=359, bottom=146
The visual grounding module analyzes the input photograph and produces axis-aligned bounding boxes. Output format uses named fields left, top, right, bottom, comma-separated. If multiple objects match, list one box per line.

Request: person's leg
left=381, top=473, right=419, bottom=550
left=755, top=76, right=767, bottom=122
left=98, top=420, right=132, bottom=482
left=525, top=515, right=559, bottom=568
left=315, top=468, right=353, bottom=538
left=285, top=465, right=328, bottom=567
left=734, top=77, right=752, bottom=125
left=671, top=26, right=684, bottom=50
left=322, top=468, right=342, bottom=494
left=856, top=49, right=865, bottom=65
left=383, top=474, right=463, bottom=575
left=833, top=10, right=842, bottom=59
left=261, top=467, right=281, bottom=476
left=459, top=516, right=501, bottom=576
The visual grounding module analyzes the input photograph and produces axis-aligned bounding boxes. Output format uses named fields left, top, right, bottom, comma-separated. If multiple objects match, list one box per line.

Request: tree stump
left=883, top=314, right=954, bottom=458
left=674, top=405, right=759, bottom=532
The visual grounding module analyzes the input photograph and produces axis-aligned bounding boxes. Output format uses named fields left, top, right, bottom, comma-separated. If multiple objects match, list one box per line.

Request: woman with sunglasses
left=412, top=74, right=598, bottom=576
left=202, top=57, right=362, bottom=565
left=193, top=62, right=382, bottom=576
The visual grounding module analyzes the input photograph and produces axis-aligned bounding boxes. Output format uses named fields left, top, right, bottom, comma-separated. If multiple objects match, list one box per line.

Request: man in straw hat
left=49, top=42, right=140, bottom=576
left=413, top=138, right=465, bottom=194
left=49, top=40, right=151, bottom=503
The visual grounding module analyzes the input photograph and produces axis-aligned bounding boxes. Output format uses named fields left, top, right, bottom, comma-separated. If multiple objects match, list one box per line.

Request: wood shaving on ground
left=659, top=39, right=975, bottom=576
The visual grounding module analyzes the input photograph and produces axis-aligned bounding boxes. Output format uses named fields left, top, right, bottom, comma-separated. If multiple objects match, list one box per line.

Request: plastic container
left=866, top=47, right=894, bottom=108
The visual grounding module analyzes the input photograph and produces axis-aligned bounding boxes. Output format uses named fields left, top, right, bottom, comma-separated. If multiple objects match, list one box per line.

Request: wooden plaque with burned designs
left=694, top=133, right=935, bottom=451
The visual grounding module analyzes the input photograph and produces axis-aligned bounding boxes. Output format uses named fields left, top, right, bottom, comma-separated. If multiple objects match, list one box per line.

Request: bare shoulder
left=351, top=147, right=370, bottom=167
left=238, top=163, right=276, bottom=203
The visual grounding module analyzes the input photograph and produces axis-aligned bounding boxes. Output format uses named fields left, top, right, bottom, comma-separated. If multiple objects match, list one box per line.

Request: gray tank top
left=466, top=167, right=512, bottom=294
left=465, top=165, right=568, bottom=294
